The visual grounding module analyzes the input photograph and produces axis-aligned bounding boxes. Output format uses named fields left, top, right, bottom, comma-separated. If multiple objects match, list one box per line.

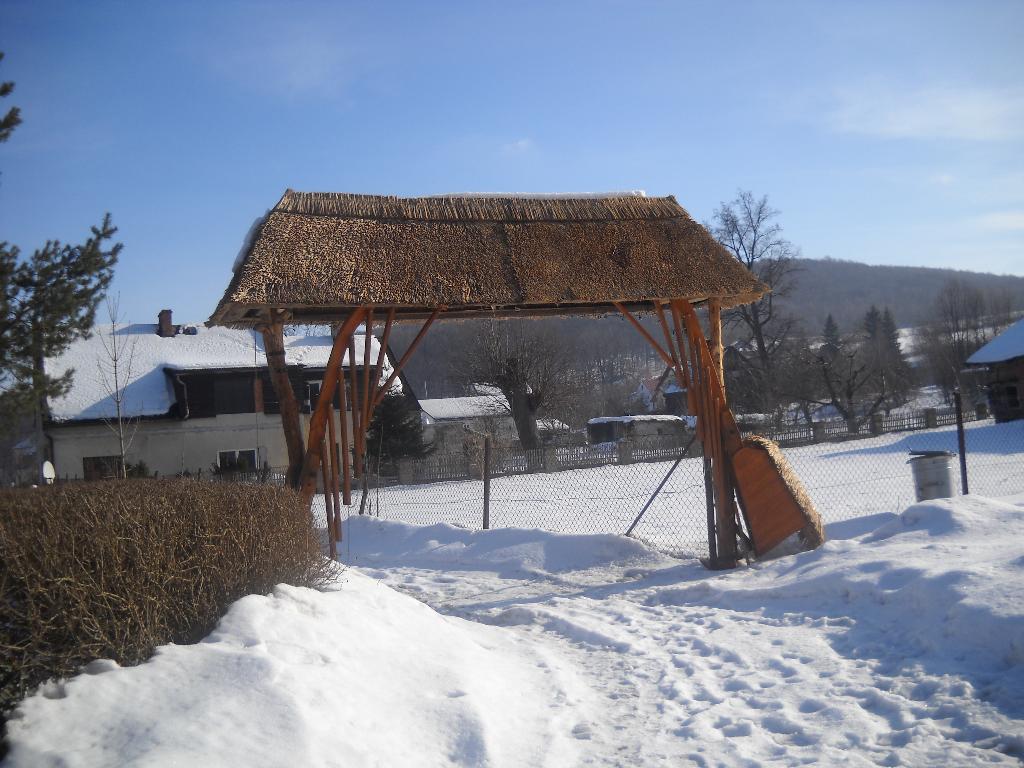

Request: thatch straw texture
left=743, top=435, right=826, bottom=551
left=211, top=191, right=768, bottom=326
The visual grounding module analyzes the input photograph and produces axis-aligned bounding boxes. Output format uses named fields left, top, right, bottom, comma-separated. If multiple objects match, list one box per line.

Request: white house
left=44, top=310, right=393, bottom=479
left=419, top=389, right=570, bottom=449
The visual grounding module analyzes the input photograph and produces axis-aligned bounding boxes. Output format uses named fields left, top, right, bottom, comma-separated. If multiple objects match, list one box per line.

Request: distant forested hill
left=391, top=257, right=1024, bottom=399
left=779, top=258, right=1024, bottom=332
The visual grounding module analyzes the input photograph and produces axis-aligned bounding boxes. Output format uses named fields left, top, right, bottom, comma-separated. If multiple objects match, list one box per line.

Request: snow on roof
left=46, top=323, right=385, bottom=422
left=537, top=418, right=569, bottom=432
left=419, top=394, right=509, bottom=421
left=428, top=191, right=647, bottom=199
left=966, top=317, right=1024, bottom=365
left=587, top=415, right=689, bottom=425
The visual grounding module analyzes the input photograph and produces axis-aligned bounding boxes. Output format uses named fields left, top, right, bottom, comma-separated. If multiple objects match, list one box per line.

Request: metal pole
left=625, top=436, right=697, bottom=537
left=483, top=435, right=491, bottom=530
left=954, top=388, right=969, bottom=494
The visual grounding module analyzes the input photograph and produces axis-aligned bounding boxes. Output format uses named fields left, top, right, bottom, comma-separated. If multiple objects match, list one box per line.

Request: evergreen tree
left=823, top=314, right=840, bottom=348
left=0, top=53, right=121, bottom=452
left=862, top=305, right=881, bottom=340
left=0, top=52, right=21, bottom=143
left=366, top=391, right=430, bottom=472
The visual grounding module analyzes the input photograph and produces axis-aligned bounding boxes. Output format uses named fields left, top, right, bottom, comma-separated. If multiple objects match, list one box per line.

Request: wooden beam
left=299, top=310, right=366, bottom=505
left=613, top=302, right=676, bottom=369
left=360, top=308, right=375, bottom=450
left=680, top=302, right=739, bottom=564
left=373, top=308, right=443, bottom=408
left=260, top=319, right=304, bottom=489
left=348, top=333, right=363, bottom=479
left=653, top=301, right=688, bottom=395
left=320, top=439, right=336, bottom=558
left=709, top=298, right=724, bottom=390
left=325, top=398, right=342, bottom=542
left=367, top=308, right=395, bottom=409
left=336, top=353, right=352, bottom=505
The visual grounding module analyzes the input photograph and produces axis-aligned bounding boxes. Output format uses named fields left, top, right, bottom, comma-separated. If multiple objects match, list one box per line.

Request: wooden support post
left=326, top=399, right=342, bottom=540
left=360, top=308, right=375, bottom=451
left=336, top=365, right=352, bottom=505
left=299, top=310, right=366, bottom=505
left=348, top=334, right=362, bottom=479
left=320, top=439, right=337, bottom=558
left=680, top=302, right=739, bottom=565
left=260, top=318, right=304, bottom=488
left=373, top=308, right=444, bottom=408
left=708, top=298, right=724, bottom=391
left=653, top=301, right=688, bottom=395
left=367, top=309, right=395, bottom=407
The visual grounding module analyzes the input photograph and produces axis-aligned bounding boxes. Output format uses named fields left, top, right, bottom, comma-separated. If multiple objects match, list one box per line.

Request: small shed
left=966, top=317, right=1024, bottom=422
left=587, top=414, right=692, bottom=444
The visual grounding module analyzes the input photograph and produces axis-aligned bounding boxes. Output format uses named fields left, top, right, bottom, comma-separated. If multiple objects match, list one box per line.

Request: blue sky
left=1, top=0, right=1022, bottom=324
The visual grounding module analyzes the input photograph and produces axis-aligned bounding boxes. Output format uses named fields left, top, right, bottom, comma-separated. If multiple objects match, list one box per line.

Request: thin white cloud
left=207, top=18, right=353, bottom=98
left=928, top=172, right=955, bottom=187
left=830, top=84, right=1024, bottom=141
left=500, top=138, right=534, bottom=155
left=973, top=211, right=1024, bottom=231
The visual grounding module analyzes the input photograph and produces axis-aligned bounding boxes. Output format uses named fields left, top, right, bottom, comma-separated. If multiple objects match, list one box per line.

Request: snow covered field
left=6, top=494, right=1024, bottom=766
left=367, top=418, right=1024, bottom=557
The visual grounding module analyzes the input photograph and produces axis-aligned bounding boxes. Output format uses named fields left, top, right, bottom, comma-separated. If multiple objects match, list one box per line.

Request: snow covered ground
left=368, top=418, right=1024, bottom=558
left=6, top=494, right=1024, bottom=766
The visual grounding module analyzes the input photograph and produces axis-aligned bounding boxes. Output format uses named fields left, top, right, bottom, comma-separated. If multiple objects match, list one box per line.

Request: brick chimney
left=157, top=309, right=178, bottom=338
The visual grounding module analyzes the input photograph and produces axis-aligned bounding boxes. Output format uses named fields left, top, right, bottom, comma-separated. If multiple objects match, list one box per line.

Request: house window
left=304, top=380, right=322, bottom=414
left=217, top=449, right=257, bottom=471
left=214, top=374, right=256, bottom=415
left=1005, top=385, right=1020, bottom=409
left=83, top=456, right=121, bottom=480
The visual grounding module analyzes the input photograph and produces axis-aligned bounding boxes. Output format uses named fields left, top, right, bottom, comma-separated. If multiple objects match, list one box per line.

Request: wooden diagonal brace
left=299, top=309, right=366, bottom=505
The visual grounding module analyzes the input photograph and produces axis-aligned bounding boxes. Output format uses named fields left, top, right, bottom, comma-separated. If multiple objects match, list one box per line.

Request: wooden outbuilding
left=211, top=191, right=824, bottom=567
left=966, top=317, right=1024, bottom=423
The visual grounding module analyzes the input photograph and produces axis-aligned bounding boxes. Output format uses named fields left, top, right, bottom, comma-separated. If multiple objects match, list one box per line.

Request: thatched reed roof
left=210, top=191, right=767, bottom=326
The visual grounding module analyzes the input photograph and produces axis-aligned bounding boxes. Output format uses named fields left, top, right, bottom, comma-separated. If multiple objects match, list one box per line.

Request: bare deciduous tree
left=455, top=320, right=579, bottom=449
left=917, top=279, right=992, bottom=400
left=711, top=190, right=800, bottom=415
left=97, top=295, right=138, bottom=478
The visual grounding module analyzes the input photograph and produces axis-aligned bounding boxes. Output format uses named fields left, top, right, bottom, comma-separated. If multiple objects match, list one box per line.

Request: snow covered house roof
left=419, top=394, right=509, bottom=422
left=966, top=318, right=1024, bottom=365
left=587, top=415, right=690, bottom=426
left=211, top=190, right=768, bottom=327
left=45, top=323, right=385, bottom=423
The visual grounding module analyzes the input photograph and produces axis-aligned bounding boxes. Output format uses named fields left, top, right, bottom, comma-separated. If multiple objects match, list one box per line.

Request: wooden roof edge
left=208, top=293, right=766, bottom=328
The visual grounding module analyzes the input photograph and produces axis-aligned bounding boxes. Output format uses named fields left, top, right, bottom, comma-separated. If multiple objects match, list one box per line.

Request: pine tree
left=366, top=391, right=430, bottom=473
left=0, top=52, right=21, bottom=143
left=0, top=53, right=121, bottom=456
left=822, top=314, right=840, bottom=348
left=863, top=305, right=881, bottom=341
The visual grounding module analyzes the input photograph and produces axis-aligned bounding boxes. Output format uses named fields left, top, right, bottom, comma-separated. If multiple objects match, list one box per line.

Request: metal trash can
left=907, top=450, right=956, bottom=502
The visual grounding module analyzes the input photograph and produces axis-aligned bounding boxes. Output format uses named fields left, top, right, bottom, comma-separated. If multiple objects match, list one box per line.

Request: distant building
left=419, top=394, right=516, bottom=449
left=44, top=310, right=395, bottom=479
left=419, top=389, right=570, bottom=449
left=632, top=367, right=687, bottom=415
left=586, top=414, right=693, bottom=444
left=966, top=317, right=1024, bottom=423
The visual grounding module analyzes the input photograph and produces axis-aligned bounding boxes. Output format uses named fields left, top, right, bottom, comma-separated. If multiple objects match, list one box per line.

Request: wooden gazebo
left=211, top=191, right=823, bottom=568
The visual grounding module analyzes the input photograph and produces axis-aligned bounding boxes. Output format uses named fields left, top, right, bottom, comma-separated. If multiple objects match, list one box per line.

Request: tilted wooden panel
left=731, top=446, right=808, bottom=555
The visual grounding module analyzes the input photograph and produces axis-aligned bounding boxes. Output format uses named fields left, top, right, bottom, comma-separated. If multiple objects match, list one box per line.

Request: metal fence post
left=483, top=435, right=491, bottom=530
left=954, top=389, right=969, bottom=494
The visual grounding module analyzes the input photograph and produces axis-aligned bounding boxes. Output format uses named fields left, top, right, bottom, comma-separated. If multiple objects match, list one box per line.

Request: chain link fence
left=312, top=408, right=1024, bottom=560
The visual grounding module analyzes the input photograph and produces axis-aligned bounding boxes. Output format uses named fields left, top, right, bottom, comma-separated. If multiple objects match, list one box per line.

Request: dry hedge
left=0, top=479, right=333, bottom=719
